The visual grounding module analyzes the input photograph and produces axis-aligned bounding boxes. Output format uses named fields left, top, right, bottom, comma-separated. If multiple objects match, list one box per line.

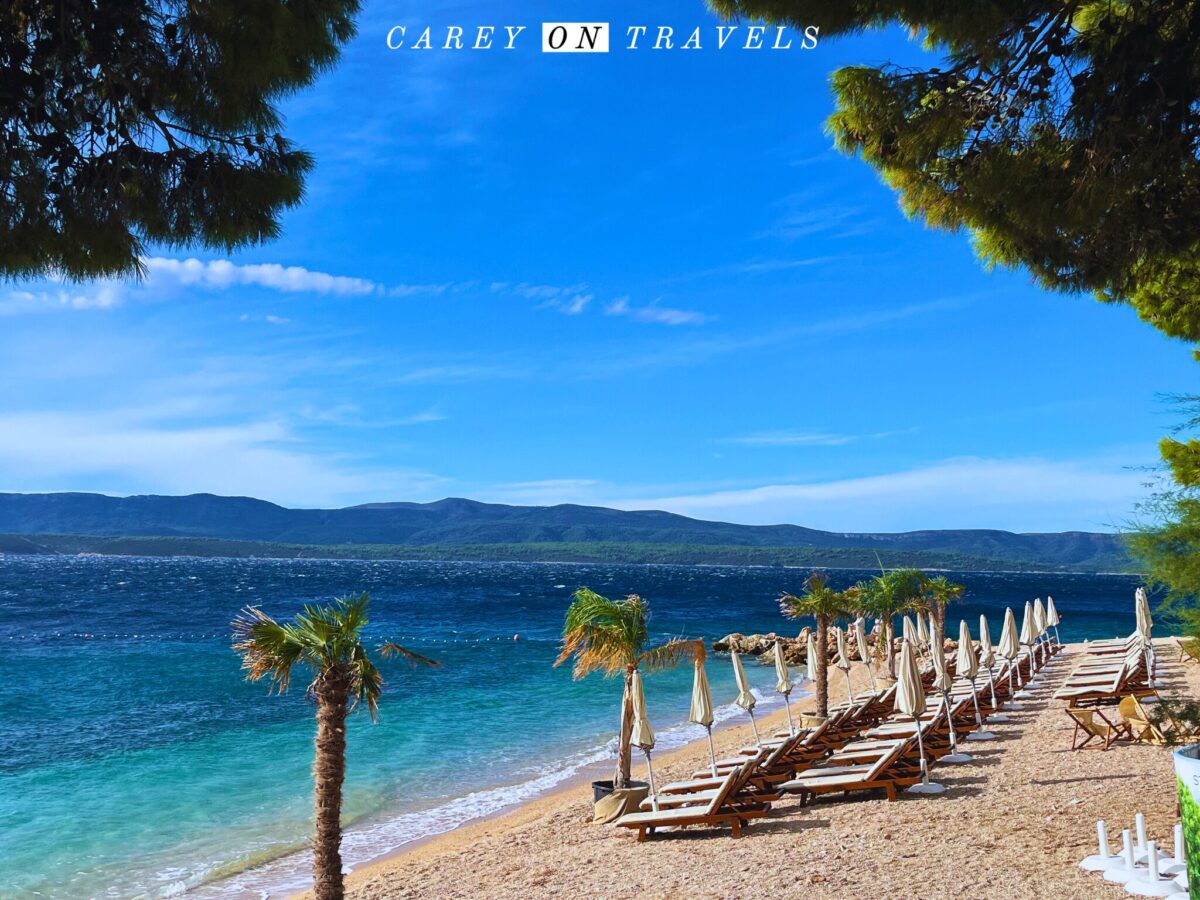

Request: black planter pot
left=592, top=779, right=649, bottom=803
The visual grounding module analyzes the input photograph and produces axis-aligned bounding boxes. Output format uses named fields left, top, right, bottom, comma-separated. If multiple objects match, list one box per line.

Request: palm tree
left=858, top=568, right=928, bottom=680
left=232, top=593, right=439, bottom=900
left=780, top=571, right=855, bottom=717
left=924, top=575, right=965, bottom=649
left=554, top=588, right=703, bottom=790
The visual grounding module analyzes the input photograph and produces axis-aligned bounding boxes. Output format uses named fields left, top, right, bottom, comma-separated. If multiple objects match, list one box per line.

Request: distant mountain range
left=0, top=492, right=1134, bottom=572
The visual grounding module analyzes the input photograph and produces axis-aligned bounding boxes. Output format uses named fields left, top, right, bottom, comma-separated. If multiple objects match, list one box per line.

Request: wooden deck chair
left=1177, top=637, right=1200, bottom=665
left=1066, top=707, right=1130, bottom=750
left=616, top=758, right=769, bottom=841
left=1119, top=695, right=1170, bottom=744
left=643, top=748, right=775, bottom=810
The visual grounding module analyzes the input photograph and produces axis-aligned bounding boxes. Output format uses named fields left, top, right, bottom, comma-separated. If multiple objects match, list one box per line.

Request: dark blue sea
left=0, top=556, right=1147, bottom=897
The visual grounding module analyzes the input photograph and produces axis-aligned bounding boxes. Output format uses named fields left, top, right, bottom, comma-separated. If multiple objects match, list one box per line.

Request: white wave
left=187, top=686, right=809, bottom=898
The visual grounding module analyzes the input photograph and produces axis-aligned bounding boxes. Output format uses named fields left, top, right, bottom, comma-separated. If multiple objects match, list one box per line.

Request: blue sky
left=1, top=1, right=1194, bottom=532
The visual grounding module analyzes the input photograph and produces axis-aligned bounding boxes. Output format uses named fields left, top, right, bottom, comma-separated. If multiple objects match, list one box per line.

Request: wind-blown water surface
left=0, top=556, right=1144, bottom=897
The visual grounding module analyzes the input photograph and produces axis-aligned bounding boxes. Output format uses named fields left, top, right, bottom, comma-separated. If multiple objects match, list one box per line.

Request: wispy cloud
left=759, top=205, right=879, bottom=241
left=727, top=431, right=858, bottom=447
left=493, top=281, right=593, bottom=315
left=604, top=297, right=712, bottom=326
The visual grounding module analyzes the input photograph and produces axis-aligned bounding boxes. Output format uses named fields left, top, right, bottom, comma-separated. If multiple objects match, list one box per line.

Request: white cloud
left=0, top=284, right=125, bottom=314
left=604, top=297, right=712, bottom=326
left=494, top=281, right=593, bottom=315
left=607, top=456, right=1144, bottom=532
left=0, top=409, right=446, bottom=508
left=145, top=257, right=380, bottom=296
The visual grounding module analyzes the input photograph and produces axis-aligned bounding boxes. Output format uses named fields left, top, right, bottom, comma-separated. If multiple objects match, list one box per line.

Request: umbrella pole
left=704, top=725, right=718, bottom=777
left=985, top=665, right=997, bottom=708
left=748, top=709, right=761, bottom=746
left=843, top=668, right=853, bottom=705
left=643, top=749, right=658, bottom=812
left=915, top=724, right=929, bottom=784
left=943, top=692, right=959, bottom=754
left=783, top=693, right=796, bottom=736
left=1052, top=625, right=1060, bottom=647
left=864, top=663, right=877, bottom=694
left=968, top=678, right=983, bottom=728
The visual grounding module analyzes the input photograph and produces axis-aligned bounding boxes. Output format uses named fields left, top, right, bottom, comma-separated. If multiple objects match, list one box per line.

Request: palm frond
left=379, top=642, right=442, bottom=668
left=555, top=588, right=647, bottom=679
left=639, top=638, right=705, bottom=673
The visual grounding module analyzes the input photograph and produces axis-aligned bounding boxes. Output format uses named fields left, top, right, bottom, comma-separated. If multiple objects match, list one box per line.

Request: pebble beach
left=321, top=638, right=1192, bottom=900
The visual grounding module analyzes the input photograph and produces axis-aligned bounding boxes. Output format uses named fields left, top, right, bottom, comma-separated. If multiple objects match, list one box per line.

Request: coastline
left=302, top=639, right=1193, bottom=899
left=290, top=690, right=813, bottom=899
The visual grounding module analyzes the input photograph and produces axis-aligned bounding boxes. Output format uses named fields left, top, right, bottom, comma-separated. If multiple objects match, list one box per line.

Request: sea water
left=0, top=556, right=1144, bottom=897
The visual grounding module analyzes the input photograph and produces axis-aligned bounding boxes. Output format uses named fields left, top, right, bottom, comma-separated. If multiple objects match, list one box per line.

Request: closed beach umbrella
left=629, top=671, right=658, bottom=809
left=998, top=607, right=1024, bottom=703
left=835, top=626, right=854, bottom=704
left=929, top=632, right=968, bottom=761
left=1046, top=596, right=1061, bottom=645
left=978, top=614, right=1002, bottom=715
left=957, top=619, right=992, bottom=739
left=915, top=613, right=930, bottom=650
left=731, top=651, right=761, bottom=746
left=903, top=615, right=918, bottom=647
left=1032, top=599, right=1047, bottom=665
left=928, top=612, right=939, bottom=650
left=1019, top=601, right=1042, bottom=682
left=855, top=616, right=877, bottom=693
left=689, top=659, right=718, bottom=775
left=1135, top=587, right=1156, bottom=684
left=896, top=639, right=943, bottom=794
left=773, top=641, right=796, bottom=736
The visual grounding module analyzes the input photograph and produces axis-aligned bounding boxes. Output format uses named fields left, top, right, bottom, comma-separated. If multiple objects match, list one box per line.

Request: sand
left=311, top=639, right=1193, bottom=899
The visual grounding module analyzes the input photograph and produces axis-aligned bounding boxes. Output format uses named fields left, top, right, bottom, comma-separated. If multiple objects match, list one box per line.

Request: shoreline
left=293, top=691, right=812, bottom=898
left=299, top=638, right=1194, bottom=900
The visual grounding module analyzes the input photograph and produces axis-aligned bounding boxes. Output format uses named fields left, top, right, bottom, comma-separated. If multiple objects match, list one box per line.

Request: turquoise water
left=0, top=557, right=1144, bottom=897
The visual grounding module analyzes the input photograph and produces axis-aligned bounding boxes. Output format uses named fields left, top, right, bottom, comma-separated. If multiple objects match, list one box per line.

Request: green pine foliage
left=711, top=1, right=1200, bottom=342
left=1, top=1, right=360, bottom=279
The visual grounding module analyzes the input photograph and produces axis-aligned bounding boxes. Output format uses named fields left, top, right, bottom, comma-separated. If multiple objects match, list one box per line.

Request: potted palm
left=554, top=588, right=703, bottom=802
left=232, top=593, right=439, bottom=900
left=780, top=571, right=855, bottom=724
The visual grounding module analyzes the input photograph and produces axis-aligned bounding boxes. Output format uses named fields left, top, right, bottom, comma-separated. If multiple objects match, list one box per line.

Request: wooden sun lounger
left=779, top=736, right=919, bottom=803
left=616, top=758, right=770, bottom=841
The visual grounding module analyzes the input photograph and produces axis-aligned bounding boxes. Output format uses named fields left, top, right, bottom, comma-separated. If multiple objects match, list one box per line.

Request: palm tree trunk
left=884, top=619, right=898, bottom=679
left=313, top=674, right=349, bottom=900
left=933, top=603, right=946, bottom=650
left=815, top=615, right=830, bottom=717
left=614, top=667, right=635, bottom=789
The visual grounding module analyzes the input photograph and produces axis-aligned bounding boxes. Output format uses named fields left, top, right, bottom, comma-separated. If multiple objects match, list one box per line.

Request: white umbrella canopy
left=629, top=670, right=658, bottom=809
left=773, top=641, right=796, bottom=735
left=977, top=614, right=1003, bottom=717
left=915, top=613, right=930, bottom=648
left=998, top=607, right=1025, bottom=705
left=1019, top=601, right=1035, bottom=647
left=630, top=670, right=655, bottom=751
left=903, top=615, right=918, bottom=646
left=1136, top=587, right=1153, bottom=639
left=1033, top=598, right=1048, bottom=665
left=930, top=632, right=970, bottom=762
left=689, top=659, right=718, bottom=775
left=855, top=616, right=877, bottom=692
left=928, top=633, right=952, bottom=694
left=1046, top=596, right=1062, bottom=646
left=957, top=619, right=994, bottom=740
left=834, top=626, right=854, bottom=703
left=731, top=651, right=761, bottom=745
left=956, top=620, right=979, bottom=680
left=928, top=612, right=939, bottom=647
left=896, top=639, right=943, bottom=794
left=978, top=615, right=996, bottom=668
